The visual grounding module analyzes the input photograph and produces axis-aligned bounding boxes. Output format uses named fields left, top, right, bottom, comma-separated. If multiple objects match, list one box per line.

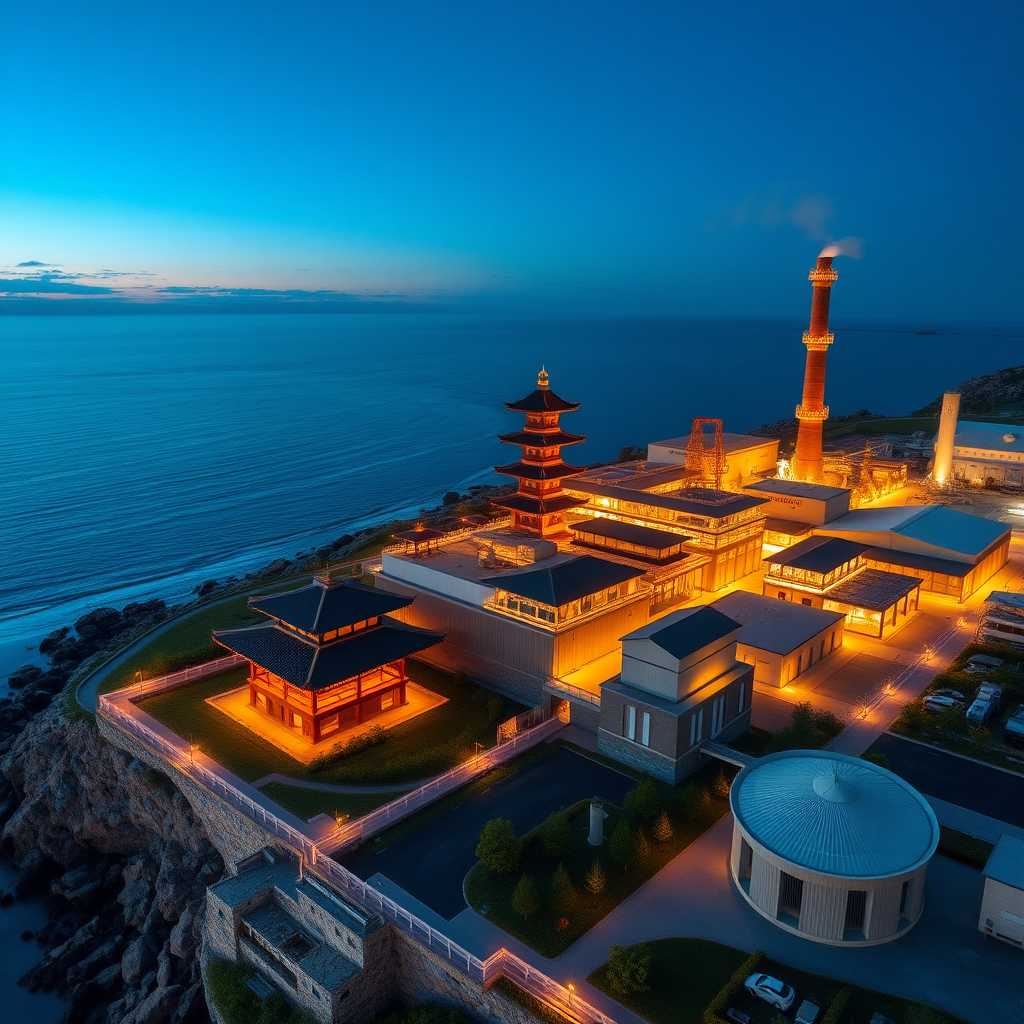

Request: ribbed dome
left=730, top=750, right=938, bottom=879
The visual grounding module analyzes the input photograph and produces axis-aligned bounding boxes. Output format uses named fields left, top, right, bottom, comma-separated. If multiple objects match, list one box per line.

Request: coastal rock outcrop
left=0, top=704, right=221, bottom=1024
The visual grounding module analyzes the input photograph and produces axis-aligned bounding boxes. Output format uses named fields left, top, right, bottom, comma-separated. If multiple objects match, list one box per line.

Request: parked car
left=967, top=698, right=994, bottom=727
left=744, top=974, right=795, bottom=1011
left=925, top=694, right=963, bottom=714
left=977, top=681, right=1004, bottom=713
left=966, top=655, right=1004, bottom=674
left=795, top=999, right=820, bottom=1024
left=725, top=1009, right=752, bottom=1024
left=1004, top=704, right=1024, bottom=750
left=932, top=688, right=966, bottom=703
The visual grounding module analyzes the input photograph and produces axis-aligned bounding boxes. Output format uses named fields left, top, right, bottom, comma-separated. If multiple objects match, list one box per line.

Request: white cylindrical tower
left=933, top=392, right=961, bottom=486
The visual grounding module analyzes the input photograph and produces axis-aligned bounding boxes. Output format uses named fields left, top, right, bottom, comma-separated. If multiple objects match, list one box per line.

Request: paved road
left=874, top=733, right=1024, bottom=828
left=341, top=745, right=633, bottom=920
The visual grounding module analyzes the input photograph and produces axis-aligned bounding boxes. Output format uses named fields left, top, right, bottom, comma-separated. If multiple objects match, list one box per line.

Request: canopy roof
left=395, top=526, right=445, bottom=543
left=249, top=580, right=412, bottom=636
left=731, top=750, right=939, bottom=878
left=495, top=460, right=583, bottom=481
left=826, top=567, right=923, bottom=611
left=569, top=517, right=689, bottom=551
left=766, top=536, right=868, bottom=574
left=213, top=620, right=445, bottom=690
left=482, top=554, right=644, bottom=607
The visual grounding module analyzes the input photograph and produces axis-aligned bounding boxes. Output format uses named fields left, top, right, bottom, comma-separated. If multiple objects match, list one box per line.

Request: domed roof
left=730, top=750, right=939, bottom=879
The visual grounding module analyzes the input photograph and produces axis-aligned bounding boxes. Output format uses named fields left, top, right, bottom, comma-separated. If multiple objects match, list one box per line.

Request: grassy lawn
left=133, top=658, right=523, bottom=787
left=257, top=783, right=398, bottom=823
left=589, top=939, right=964, bottom=1024
left=937, top=825, right=994, bottom=870
left=465, top=764, right=732, bottom=957
left=887, top=640, right=1024, bottom=776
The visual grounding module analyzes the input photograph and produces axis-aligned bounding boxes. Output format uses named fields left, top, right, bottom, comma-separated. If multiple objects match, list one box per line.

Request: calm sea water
left=1, top=312, right=1021, bottom=669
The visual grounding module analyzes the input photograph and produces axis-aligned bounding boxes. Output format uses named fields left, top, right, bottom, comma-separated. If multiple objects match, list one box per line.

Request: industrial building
left=646, top=430, right=779, bottom=488
left=932, top=389, right=1024, bottom=489
left=711, top=590, right=845, bottom=688
left=729, top=751, right=939, bottom=945
left=979, top=834, right=1024, bottom=948
left=762, top=536, right=921, bottom=639
left=599, top=606, right=753, bottom=782
left=816, top=505, right=1011, bottom=602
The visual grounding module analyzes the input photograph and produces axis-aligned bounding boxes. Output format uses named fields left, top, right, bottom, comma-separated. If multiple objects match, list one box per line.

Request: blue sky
left=1, top=2, right=1022, bottom=319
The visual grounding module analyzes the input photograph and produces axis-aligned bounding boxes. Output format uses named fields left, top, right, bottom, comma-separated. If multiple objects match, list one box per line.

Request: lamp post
left=567, top=983, right=575, bottom=1009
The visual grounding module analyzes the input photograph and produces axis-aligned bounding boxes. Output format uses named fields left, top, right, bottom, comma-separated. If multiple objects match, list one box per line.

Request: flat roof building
left=711, top=591, right=845, bottom=688
left=730, top=750, right=939, bottom=945
left=941, top=421, right=1024, bottom=489
left=742, top=478, right=851, bottom=526
left=647, top=432, right=779, bottom=489
left=979, top=834, right=1024, bottom=948
left=816, top=504, right=1011, bottom=602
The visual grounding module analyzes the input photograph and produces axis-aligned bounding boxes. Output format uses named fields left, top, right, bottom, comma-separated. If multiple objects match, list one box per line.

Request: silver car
left=744, top=973, right=795, bottom=1011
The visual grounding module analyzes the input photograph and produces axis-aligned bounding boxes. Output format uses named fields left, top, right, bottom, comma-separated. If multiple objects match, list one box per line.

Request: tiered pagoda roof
left=215, top=578, right=444, bottom=689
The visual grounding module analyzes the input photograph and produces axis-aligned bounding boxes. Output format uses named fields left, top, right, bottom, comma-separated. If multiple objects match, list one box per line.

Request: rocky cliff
left=0, top=704, right=223, bottom=1024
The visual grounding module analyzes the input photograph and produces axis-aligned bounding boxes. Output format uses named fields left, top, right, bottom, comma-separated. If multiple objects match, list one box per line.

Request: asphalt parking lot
left=341, top=744, right=633, bottom=919
left=874, top=733, right=1024, bottom=827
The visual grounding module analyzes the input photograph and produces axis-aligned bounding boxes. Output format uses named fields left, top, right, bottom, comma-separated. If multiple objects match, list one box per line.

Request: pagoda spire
left=491, top=369, right=586, bottom=538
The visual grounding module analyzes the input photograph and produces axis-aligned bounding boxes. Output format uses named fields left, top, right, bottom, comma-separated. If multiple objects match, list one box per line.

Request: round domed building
left=729, top=750, right=939, bottom=945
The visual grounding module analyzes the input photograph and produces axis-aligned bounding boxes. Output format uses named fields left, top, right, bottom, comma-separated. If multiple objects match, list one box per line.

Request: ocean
left=1, top=311, right=1021, bottom=675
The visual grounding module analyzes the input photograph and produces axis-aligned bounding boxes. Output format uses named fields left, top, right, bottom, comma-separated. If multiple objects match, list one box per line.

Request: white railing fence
left=496, top=702, right=548, bottom=743
left=112, top=654, right=248, bottom=702
left=96, top=693, right=611, bottom=1022
left=381, top=516, right=513, bottom=557
left=546, top=679, right=602, bottom=707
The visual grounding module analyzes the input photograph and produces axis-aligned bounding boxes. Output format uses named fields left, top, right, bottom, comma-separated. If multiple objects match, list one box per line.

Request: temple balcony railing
left=381, top=516, right=512, bottom=557
left=483, top=583, right=651, bottom=633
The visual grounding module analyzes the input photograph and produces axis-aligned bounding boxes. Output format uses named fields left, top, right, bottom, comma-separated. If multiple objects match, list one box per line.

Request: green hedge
left=821, top=986, right=852, bottom=1024
left=205, top=960, right=315, bottom=1024
left=703, top=949, right=766, bottom=1024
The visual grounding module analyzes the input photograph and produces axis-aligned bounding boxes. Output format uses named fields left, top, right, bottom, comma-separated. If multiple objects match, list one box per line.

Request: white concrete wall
left=381, top=553, right=493, bottom=607
left=979, top=879, right=1024, bottom=948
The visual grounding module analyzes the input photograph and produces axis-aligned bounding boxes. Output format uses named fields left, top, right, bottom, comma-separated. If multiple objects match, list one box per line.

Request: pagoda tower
left=492, top=368, right=586, bottom=537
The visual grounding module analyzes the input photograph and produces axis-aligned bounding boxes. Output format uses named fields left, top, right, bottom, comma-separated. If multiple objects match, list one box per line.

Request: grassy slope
left=257, top=783, right=398, bottom=822
left=589, top=939, right=964, bottom=1024
left=465, top=765, right=731, bottom=958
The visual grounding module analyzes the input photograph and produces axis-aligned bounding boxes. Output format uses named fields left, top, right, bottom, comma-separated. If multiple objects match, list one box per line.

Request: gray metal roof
left=731, top=750, right=939, bottom=878
left=744, top=479, right=850, bottom=501
left=568, top=517, right=689, bottom=550
left=825, top=567, right=923, bottom=611
left=951, top=421, right=1024, bottom=454
left=711, top=591, right=844, bottom=655
left=766, top=536, right=868, bottom=573
left=984, top=834, right=1024, bottom=889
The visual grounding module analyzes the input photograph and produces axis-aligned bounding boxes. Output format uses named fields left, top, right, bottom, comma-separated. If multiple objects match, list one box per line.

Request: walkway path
left=251, top=772, right=422, bottom=794
left=926, top=794, right=1024, bottom=844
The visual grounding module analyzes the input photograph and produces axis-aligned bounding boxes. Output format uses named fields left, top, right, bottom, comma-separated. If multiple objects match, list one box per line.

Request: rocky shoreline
left=0, top=481, right=513, bottom=1024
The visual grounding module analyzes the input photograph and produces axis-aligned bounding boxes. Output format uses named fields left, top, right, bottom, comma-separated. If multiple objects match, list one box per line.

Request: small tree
left=511, top=873, right=539, bottom=921
left=653, top=811, right=674, bottom=843
left=710, top=768, right=731, bottom=800
left=476, top=818, right=521, bottom=875
left=548, top=862, right=577, bottom=916
left=606, top=943, right=652, bottom=996
left=585, top=860, right=606, bottom=902
left=540, top=812, right=573, bottom=859
left=608, top=820, right=636, bottom=869
left=636, top=829, right=651, bottom=862
left=623, top=777, right=661, bottom=824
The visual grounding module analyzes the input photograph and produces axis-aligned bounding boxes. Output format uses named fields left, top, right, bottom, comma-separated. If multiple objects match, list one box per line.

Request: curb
left=880, top=730, right=1024, bottom=779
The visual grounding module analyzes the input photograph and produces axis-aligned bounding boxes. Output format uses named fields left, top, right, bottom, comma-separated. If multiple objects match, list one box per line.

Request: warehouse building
left=711, top=590, right=845, bottom=688
left=938, top=420, right=1024, bottom=489
left=647, top=431, right=779, bottom=488
left=815, top=505, right=1011, bottom=602
left=730, top=751, right=939, bottom=945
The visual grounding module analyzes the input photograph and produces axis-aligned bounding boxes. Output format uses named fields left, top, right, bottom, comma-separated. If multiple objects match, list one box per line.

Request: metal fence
left=546, top=678, right=602, bottom=707
left=112, top=654, right=248, bottom=702
left=381, top=515, right=513, bottom=557
left=496, top=702, right=549, bottom=742
left=96, top=691, right=614, bottom=1023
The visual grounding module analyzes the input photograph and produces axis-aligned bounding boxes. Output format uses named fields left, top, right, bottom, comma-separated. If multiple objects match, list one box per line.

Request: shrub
left=608, top=820, right=637, bottom=869
left=623, top=777, right=661, bottom=824
left=308, top=725, right=387, bottom=772
left=585, top=859, right=606, bottom=900
left=486, top=692, right=503, bottom=720
left=540, top=812, right=573, bottom=859
left=206, top=960, right=316, bottom=1024
left=511, top=873, right=539, bottom=920
left=969, top=726, right=991, bottom=745
left=710, top=768, right=731, bottom=800
left=548, top=863, right=577, bottom=916
left=892, top=698, right=930, bottom=735
left=936, top=706, right=968, bottom=734
left=860, top=749, right=890, bottom=770
left=678, top=781, right=711, bottom=820
left=636, top=830, right=651, bottom=861
left=821, top=987, right=852, bottom=1024
left=653, top=811, right=674, bottom=843
left=606, top=943, right=652, bottom=996
left=703, top=950, right=765, bottom=1024
left=476, top=818, right=521, bottom=875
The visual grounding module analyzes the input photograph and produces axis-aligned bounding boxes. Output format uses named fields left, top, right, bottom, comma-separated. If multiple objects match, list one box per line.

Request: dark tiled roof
left=766, top=536, right=868, bottom=574
left=482, top=555, right=645, bottom=606
left=395, top=526, right=445, bottom=543
left=506, top=388, right=579, bottom=413
left=249, top=581, right=412, bottom=635
left=498, top=429, right=586, bottom=447
left=826, top=568, right=924, bottom=612
left=213, top=621, right=446, bottom=689
left=490, top=492, right=586, bottom=515
left=569, top=518, right=689, bottom=551
left=645, top=606, right=741, bottom=659
left=763, top=518, right=814, bottom=538
left=495, top=461, right=583, bottom=481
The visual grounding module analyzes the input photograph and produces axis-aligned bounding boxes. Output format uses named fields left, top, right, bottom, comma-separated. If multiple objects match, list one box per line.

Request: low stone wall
left=565, top=699, right=600, bottom=735
left=97, top=714, right=285, bottom=868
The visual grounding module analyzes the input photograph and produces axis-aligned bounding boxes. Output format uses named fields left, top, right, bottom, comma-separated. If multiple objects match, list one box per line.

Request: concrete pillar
left=588, top=799, right=605, bottom=846
left=933, top=392, right=960, bottom=486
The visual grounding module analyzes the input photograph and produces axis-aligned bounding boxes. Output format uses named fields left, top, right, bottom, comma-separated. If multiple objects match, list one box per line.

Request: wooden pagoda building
left=213, top=578, right=444, bottom=745
left=493, top=368, right=586, bottom=537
